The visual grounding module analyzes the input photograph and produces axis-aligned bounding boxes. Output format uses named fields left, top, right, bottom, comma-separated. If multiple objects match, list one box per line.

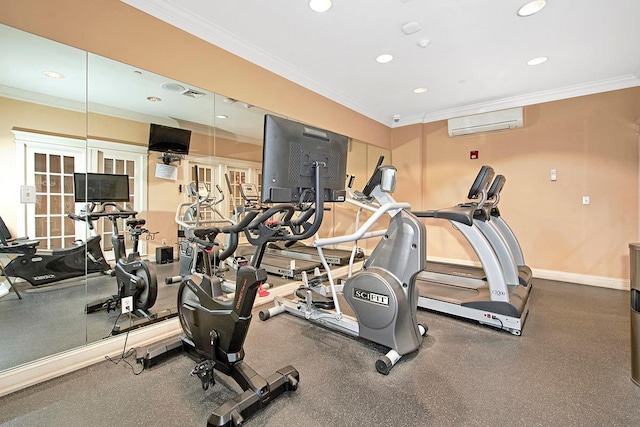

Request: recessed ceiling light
left=376, top=54, right=394, bottom=64
left=417, top=39, right=431, bottom=49
left=147, top=96, right=162, bottom=102
left=161, top=83, right=185, bottom=92
left=527, top=56, right=548, bottom=65
left=216, top=114, right=228, bottom=119
left=309, top=0, right=332, bottom=12
left=413, top=87, right=428, bottom=94
left=43, top=71, right=65, bottom=79
left=518, top=0, right=546, bottom=17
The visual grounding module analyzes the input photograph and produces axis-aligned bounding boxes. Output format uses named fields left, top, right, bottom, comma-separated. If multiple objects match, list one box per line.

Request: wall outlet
left=582, top=196, right=590, bottom=205
left=121, top=296, right=133, bottom=314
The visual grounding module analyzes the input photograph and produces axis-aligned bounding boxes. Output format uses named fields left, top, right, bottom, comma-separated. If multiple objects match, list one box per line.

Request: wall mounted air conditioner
left=447, top=107, right=524, bottom=137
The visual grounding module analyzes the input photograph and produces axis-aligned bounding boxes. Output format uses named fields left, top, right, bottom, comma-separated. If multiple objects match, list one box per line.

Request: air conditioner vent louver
left=182, top=89, right=205, bottom=98
left=448, top=107, right=523, bottom=137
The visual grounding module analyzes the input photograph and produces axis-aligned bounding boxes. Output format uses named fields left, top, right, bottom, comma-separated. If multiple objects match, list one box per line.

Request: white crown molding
left=397, top=74, right=640, bottom=127
left=0, top=84, right=85, bottom=113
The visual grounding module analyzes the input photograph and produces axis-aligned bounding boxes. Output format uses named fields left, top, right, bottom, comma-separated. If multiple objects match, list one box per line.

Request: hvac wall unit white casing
left=447, top=107, right=524, bottom=137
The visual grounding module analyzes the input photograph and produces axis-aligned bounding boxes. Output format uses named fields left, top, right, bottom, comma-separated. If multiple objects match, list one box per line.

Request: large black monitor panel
left=261, top=115, right=348, bottom=204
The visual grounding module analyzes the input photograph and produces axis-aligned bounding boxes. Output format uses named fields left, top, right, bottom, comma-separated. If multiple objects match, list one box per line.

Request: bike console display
left=73, top=173, right=130, bottom=203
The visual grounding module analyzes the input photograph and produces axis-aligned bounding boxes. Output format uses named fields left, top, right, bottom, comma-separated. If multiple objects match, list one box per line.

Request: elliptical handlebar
left=73, top=202, right=138, bottom=228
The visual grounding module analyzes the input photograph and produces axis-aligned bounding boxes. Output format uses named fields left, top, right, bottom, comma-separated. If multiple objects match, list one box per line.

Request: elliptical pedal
left=294, top=286, right=335, bottom=309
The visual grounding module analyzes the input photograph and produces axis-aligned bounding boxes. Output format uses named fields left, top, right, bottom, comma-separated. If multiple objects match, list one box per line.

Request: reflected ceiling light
left=161, top=83, right=185, bottom=92
left=518, top=0, right=546, bottom=17
left=43, top=70, right=64, bottom=79
left=527, top=56, right=548, bottom=65
left=146, top=96, right=162, bottom=102
left=223, top=97, right=238, bottom=104
left=216, top=114, right=228, bottom=119
left=413, top=87, right=428, bottom=94
left=309, top=0, right=332, bottom=12
left=376, top=54, right=394, bottom=64
left=417, top=39, right=431, bottom=48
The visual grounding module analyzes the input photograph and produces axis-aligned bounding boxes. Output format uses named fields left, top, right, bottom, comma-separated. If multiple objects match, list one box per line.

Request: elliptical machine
left=164, top=180, right=232, bottom=286
left=259, top=160, right=428, bottom=374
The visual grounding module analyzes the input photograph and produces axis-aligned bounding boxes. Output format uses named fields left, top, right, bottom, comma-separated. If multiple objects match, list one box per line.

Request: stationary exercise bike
left=259, top=161, right=428, bottom=374
left=81, top=203, right=170, bottom=333
left=0, top=214, right=110, bottom=294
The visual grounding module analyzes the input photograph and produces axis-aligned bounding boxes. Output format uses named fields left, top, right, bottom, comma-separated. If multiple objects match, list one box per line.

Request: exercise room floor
left=1, top=278, right=638, bottom=426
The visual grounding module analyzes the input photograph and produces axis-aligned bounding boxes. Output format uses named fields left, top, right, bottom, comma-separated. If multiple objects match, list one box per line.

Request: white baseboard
left=531, top=268, right=628, bottom=291
left=427, top=256, right=629, bottom=291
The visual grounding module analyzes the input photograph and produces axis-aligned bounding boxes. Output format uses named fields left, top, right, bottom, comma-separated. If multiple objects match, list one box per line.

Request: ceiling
left=122, top=0, right=640, bottom=127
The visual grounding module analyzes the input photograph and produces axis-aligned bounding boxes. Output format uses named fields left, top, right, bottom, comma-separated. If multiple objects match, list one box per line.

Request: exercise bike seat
left=126, top=218, right=146, bottom=227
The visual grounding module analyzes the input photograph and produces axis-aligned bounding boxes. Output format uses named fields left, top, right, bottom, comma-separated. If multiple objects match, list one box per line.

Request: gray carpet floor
left=1, top=278, right=639, bottom=426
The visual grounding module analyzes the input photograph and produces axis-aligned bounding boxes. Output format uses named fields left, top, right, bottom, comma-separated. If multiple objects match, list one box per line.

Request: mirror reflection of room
left=0, top=23, right=276, bottom=372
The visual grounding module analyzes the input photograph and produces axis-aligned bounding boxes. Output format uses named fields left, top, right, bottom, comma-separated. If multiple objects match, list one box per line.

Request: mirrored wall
left=0, top=22, right=388, bottom=379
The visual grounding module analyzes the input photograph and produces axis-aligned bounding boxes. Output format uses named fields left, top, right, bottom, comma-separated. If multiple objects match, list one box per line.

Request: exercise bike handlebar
left=72, top=203, right=138, bottom=230
left=245, top=162, right=325, bottom=246
left=187, top=210, right=260, bottom=261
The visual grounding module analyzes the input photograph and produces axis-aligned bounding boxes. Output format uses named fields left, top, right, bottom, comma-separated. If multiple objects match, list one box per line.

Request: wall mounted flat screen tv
left=73, top=173, right=130, bottom=203
left=148, top=123, right=191, bottom=154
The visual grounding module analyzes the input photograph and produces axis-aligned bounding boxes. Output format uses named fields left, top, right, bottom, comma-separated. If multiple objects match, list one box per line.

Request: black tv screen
left=73, top=173, right=130, bottom=203
left=261, top=115, right=348, bottom=203
left=148, top=123, right=191, bottom=154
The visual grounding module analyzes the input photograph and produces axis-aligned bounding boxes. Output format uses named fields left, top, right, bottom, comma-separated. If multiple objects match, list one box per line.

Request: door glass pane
left=49, top=175, right=61, bottom=193
left=63, top=156, right=74, bottom=174
left=35, top=153, right=47, bottom=172
left=64, top=176, right=73, bottom=193
left=35, top=217, right=48, bottom=238
left=49, top=154, right=61, bottom=173
left=35, top=194, right=47, bottom=215
left=35, top=174, right=47, bottom=192
left=50, top=195, right=62, bottom=215
left=50, top=216, right=62, bottom=236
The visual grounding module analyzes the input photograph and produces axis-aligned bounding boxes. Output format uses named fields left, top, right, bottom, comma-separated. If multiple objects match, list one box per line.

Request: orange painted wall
left=391, top=88, right=640, bottom=282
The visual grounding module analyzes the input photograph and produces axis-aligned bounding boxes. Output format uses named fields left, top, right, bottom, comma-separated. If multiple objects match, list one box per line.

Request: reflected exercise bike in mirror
left=72, top=173, right=175, bottom=335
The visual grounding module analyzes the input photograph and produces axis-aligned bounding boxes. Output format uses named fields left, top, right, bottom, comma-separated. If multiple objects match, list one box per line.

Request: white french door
left=16, top=133, right=149, bottom=255
left=15, top=131, right=87, bottom=249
